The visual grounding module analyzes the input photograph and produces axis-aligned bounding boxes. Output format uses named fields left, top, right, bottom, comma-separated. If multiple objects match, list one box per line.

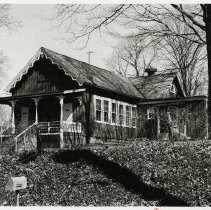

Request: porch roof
left=0, top=89, right=86, bottom=105
left=137, top=95, right=207, bottom=106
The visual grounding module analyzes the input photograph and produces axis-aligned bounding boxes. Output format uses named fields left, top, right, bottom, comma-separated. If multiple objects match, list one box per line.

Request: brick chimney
left=145, top=67, right=157, bottom=76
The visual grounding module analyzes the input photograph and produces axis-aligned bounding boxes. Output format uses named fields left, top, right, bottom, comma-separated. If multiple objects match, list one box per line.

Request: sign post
left=15, top=190, right=20, bottom=206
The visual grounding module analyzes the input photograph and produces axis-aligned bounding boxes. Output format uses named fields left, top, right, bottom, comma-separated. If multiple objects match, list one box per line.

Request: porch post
left=33, top=98, right=40, bottom=124
left=157, top=107, right=160, bottom=139
left=10, top=100, right=16, bottom=134
left=59, top=96, right=64, bottom=148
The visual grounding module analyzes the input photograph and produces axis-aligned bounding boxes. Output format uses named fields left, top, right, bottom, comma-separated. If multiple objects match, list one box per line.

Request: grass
left=0, top=140, right=211, bottom=206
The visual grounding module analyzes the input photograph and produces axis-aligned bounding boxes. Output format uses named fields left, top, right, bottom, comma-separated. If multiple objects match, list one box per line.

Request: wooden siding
left=12, top=57, right=80, bottom=96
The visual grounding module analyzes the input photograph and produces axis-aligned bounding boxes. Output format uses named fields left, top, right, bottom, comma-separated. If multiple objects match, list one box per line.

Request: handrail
left=14, top=122, right=37, bottom=140
left=0, top=125, right=13, bottom=144
left=14, top=122, right=37, bottom=152
left=0, top=125, right=13, bottom=134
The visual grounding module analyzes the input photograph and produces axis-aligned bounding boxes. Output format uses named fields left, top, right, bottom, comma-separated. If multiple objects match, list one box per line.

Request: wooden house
left=0, top=47, right=207, bottom=153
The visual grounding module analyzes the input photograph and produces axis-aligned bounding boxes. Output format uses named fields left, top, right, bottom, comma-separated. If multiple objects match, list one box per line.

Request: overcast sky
left=0, top=4, right=117, bottom=86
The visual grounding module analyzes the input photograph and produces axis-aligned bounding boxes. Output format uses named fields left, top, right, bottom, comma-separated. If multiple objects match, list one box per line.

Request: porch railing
left=38, top=121, right=82, bottom=134
left=63, top=122, right=82, bottom=133
left=38, top=121, right=60, bottom=134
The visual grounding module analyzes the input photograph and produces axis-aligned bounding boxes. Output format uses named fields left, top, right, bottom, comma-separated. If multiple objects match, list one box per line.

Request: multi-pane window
left=95, top=96, right=136, bottom=127
left=147, top=107, right=156, bottom=119
left=96, top=99, right=102, bottom=121
left=112, top=103, right=117, bottom=124
left=126, top=105, right=131, bottom=126
left=119, top=104, right=124, bottom=125
left=132, top=107, right=136, bottom=127
left=103, top=100, right=109, bottom=123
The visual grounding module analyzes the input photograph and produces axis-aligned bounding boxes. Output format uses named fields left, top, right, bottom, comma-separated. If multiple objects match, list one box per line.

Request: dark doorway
left=38, top=97, right=60, bottom=122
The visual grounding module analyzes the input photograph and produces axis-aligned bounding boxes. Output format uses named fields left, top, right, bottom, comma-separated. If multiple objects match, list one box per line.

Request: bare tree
left=0, top=5, right=21, bottom=126
left=0, top=5, right=20, bottom=32
left=159, top=21, right=207, bottom=96
left=105, top=36, right=158, bottom=77
left=52, top=4, right=211, bottom=137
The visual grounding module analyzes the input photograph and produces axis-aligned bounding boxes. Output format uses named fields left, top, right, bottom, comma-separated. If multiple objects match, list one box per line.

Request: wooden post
left=59, top=96, right=64, bottom=148
left=34, top=98, right=39, bottom=124
left=184, top=120, right=187, bottom=137
left=16, top=190, right=20, bottom=206
left=157, top=107, right=160, bottom=139
left=10, top=100, right=16, bottom=134
left=0, top=126, right=2, bottom=144
left=205, top=97, right=209, bottom=140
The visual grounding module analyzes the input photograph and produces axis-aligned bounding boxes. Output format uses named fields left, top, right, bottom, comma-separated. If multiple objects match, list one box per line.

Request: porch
left=137, top=96, right=208, bottom=141
left=0, top=89, right=86, bottom=152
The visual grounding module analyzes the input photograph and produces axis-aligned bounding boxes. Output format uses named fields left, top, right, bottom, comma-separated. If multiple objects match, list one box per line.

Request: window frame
left=147, top=107, right=156, bottom=120
left=103, top=99, right=109, bottom=123
left=95, top=98, right=102, bottom=122
left=111, top=101, right=118, bottom=125
left=125, top=105, right=131, bottom=127
left=132, top=107, right=136, bottom=128
left=118, top=104, right=124, bottom=126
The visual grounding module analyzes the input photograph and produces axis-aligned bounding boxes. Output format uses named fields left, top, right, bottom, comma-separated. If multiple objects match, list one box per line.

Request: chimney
left=145, top=67, right=157, bottom=76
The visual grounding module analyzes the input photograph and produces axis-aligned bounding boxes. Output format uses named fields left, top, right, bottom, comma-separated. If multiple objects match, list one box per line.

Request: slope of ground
left=0, top=141, right=211, bottom=206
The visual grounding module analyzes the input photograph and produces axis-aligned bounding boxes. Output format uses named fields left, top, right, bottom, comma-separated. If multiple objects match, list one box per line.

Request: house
left=0, top=47, right=208, bottom=153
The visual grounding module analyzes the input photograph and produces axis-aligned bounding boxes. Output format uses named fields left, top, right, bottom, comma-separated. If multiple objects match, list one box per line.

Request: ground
left=0, top=140, right=211, bottom=206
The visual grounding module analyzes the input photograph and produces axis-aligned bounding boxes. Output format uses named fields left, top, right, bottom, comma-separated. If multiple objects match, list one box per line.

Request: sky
left=0, top=4, right=118, bottom=87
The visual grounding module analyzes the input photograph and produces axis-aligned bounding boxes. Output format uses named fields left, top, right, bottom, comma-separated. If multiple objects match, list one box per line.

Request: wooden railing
left=38, top=121, right=82, bottom=134
left=38, top=121, right=60, bottom=134
left=14, top=122, right=37, bottom=152
left=63, top=122, right=82, bottom=133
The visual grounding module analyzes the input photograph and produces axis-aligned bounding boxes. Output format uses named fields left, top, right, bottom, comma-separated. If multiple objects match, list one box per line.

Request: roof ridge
left=40, top=47, right=140, bottom=94
left=40, top=46, right=116, bottom=75
left=128, top=71, right=178, bottom=79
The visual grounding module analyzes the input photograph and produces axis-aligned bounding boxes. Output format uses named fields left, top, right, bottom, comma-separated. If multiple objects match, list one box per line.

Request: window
left=94, top=95, right=135, bottom=127
left=126, top=105, right=131, bottom=126
left=147, top=107, right=156, bottom=119
left=112, top=103, right=117, bottom=124
left=170, top=84, right=176, bottom=98
left=96, top=99, right=102, bottom=121
left=169, top=107, right=178, bottom=127
left=103, top=100, right=109, bottom=123
left=132, top=107, right=136, bottom=127
left=119, top=104, right=124, bottom=125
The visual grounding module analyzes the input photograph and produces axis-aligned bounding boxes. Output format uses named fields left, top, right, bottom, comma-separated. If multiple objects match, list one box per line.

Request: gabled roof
left=6, top=47, right=143, bottom=99
left=129, top=72, right=185, bottom=99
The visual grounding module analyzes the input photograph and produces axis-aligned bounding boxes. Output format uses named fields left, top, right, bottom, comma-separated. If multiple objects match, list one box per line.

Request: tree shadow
left=52, top=149, right=188, bottom=206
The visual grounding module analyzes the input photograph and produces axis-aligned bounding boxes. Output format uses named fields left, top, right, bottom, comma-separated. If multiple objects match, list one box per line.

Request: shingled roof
left=5, top=47, right=143, bottom=99
left=129, top=72, right=184, bottom=99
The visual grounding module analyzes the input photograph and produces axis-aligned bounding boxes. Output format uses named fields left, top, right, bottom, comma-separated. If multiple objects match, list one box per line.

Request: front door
left=63, top=103, right=73, bottom=123
left=21, top=106, right=29, bottom=129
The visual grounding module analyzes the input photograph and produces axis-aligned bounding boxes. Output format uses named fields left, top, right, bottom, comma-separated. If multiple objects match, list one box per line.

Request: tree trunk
left=205, top=5, right=211, bottom=138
